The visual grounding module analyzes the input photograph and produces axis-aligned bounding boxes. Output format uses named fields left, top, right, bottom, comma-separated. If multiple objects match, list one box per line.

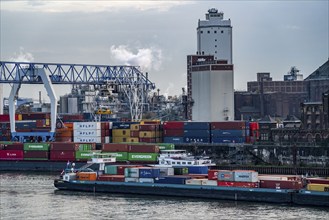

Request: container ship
left=53, top=153, right=329, bottom=207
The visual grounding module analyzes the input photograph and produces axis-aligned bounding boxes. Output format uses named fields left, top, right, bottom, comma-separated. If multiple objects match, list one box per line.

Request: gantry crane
left=0, top=61, right=155, bottom=141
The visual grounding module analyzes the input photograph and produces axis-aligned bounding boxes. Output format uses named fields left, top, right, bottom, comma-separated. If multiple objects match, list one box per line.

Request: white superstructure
left=197, top=8, right=232, bottom=64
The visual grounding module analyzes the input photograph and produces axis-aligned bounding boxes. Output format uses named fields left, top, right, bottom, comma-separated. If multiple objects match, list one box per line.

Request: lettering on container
left=131, top=155, right=152, bottom=159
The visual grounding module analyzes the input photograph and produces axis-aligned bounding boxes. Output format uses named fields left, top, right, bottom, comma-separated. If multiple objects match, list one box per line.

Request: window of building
left=202, top=51, right=204, bottom=55
left=215, top=51, right=217, bottom=53
left=215, top=45, right=217, bottom=47
left=215, top=39, right=217, bottom=41
left=207, top=30, right=210, bottom=34
left=221, top=30, right=224, bottom=33
left=201, top=31, right=203, bottom=34
left=214, top=31, right=217, bottom=33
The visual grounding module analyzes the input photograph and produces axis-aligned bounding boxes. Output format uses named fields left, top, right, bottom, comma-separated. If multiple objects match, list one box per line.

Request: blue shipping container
left=187, top=166, right=208, bottom=174
left=211, top=129, right=245, bottom=137
left=184, top=129, right=210, bottom=138
left=183, top=137, right=210, bottom=143
left=139, top=168, right=160, bottom=178
left=163, top=137, right=184, bottom=143
left=112, top=122, right=139, bottom=129
left=154, top=176, right=191, bottom=184
left=211, top=136, right=245, bottom=143
left=15, top=122, right=37, bottom=129
left=183, top=122, right=210, bottom=130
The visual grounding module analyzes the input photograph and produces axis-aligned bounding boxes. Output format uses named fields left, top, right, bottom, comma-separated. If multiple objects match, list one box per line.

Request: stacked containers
left=0, top=142, right=24, bottom=160
left=17, top=113, right=51, bottom=132
left=74, top=143, right=98, bottom=161
left=55, top=123, right=73, bottom=142
left=73, top=122, right=101, bottom=143
left=102, top=122, right=111, bottom=144
left=50, top=142, right=77, bottom=161
left=163, top=121, right=184, bottom=143
left=0, top=122, right=11, bottom=141
left=23, top=143, right=50, bottom=160
left=139, top=124, right=161, bottom=143
left=259, top=175, right=303, bottom=189
left=124, top=167, right=161, bottom=183
left=102, top=143, right=129, bottom=162
left=211, top=121, right=246, bottom=144
left=216, top=170, right=259, bottom=188
left=112, top=122, right=137, bottom=143
left=129, top=123, right=140, bottom=143
left=249, top=122, right=259, bottom=143
left=183, top=122, right=210, bottom=143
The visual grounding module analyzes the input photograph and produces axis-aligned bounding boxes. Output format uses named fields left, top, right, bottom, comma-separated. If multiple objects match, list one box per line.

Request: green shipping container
left=174, top=167, right=188, bottom=175
left=75, top=150, right=101, bottom=160
left=78, top=143, right=95, bottom=151
left=158, top=143, right=175, bottom=150
left=104, top=165, right=118, bottom=175
left=23, top=158, right=48, bottom=161
left=23, top=143, right=50, bottom=151
left=128, top=153, right=158, bottom=162
left=106, top=152, right=128, bottom=161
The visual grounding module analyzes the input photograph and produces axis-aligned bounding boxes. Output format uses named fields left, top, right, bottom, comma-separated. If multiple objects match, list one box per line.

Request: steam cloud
left=10, top=47, right=34, bottom=62
left=110, top=45, right=162, bottom=71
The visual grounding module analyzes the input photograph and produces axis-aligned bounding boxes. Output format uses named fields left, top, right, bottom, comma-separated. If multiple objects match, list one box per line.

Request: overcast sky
left=0, top=1, right=328, bottom=101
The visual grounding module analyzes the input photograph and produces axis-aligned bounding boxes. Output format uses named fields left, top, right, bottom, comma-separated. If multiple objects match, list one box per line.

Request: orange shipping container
left=77, top=172, right=97, bottom=181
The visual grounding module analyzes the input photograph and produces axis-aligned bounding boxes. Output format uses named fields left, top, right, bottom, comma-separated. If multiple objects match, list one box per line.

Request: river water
left=0, top=172, right=328, bottom=220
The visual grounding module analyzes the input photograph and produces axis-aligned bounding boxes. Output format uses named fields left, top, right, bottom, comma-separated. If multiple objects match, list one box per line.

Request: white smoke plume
left=110, top=45, right=162, bottom=71
left=10, top=47, right=35, bottom=62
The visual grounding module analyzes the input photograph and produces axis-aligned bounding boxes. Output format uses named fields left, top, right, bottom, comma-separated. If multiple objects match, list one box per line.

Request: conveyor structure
left=0, top=61, right=155, bottom=142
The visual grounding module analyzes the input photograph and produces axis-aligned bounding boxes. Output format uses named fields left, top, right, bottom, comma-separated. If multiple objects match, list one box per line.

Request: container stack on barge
left=54, top=153, right=329, bottom=207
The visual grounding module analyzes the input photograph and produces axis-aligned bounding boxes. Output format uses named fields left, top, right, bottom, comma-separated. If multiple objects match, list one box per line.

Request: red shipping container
left=128, top=144, right=159, bottom=153
left=0, top=150, right=24, bottom=160
left=98, top=175, right=125, bottom=182
left=259, top=180, right=303, bottom=190
left=139, top=124, right=159, bottom=131
left=249, top=122, right=259, bottom=130
left=211, top=121, right=246, bottom=130
left=105, top=129, right=110, bottom=136
left=306, top=178, right=329, bottom=185
left=51, top=143, right=80, bottom=151
left=163, top=129, right=184, bottom=137
left=233, top=182, right=259, bottom=188
left=3, top=143, right=24, bottom=150
left=102, top=143, right=129, bottom=152
left=163, top=121, right=184, bottom=130
left=208, top=170, right=220, bottom=180
left=50, top=150, right=75, bottom=161
left=24, top=150, right=49, bottom=159
left=116, top=165, right=141, bottom=175
left=217, top=181, right=235, bottom=187
left=55, top=137, right=73, bottom=142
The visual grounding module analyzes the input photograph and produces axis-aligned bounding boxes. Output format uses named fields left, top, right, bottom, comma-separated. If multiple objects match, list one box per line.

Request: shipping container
left=130, top=124, right=140, bottom=131
left=158, top=167, right=174, bottom=176
left=208, top=170, right=220, bottom=180
left=106, top=152, right=128, bottom=161
left=260, top=180, right=302, bottom=190
left=124, top=167, right=140, bottom=178
left=185, top=178, right=205, bottom=185
left=124, top=177, right=139, bottom=182
left=233, top=182, right=259, bottom=188
left=2, top=143, right=24, bottom=150
left=211, top=129, right=245, bottom=137
left=211, top=121, right=246, bottom=130
left=217, top=181, right=235, bottom=187
left=187, top=166, right=208, bottom=174
left=74, top=130, right=101, bottom=137
left=183, top=137, right=210, bottom=143
left=98, top=175, right=125, bottom=182
left=75, top=151, right=101, bottom=161
left=184, top=122, right=210, bottom=130
left=130, top=131, right=140, bottom=137
left=117, top=165, right=140, bottom=175
left=73, top=122, right=101, bottom=130
left=163, top=121, right=184, bottom=130
left=128, top=144, right=160, bottom=153
left=23, top=150, right=49, bottom=159
left=112, top=122, right=138, bottom=129
left=102, top=143, right=129, bottom=152
left=139, top=131, right=158, bottom=138
left=234, top=171, right=258, bottom=182
left=217, top=170, right=235, bottom=182
left=183, top=130, right=210, bottom=138
left=139, top=168, right=160, bottom=178
left=307, top=184, right=329, bottom=192
left=50, top=150, right=75, bottom=161
left=138, top=178, right=155, bottom=183
left=16, top=121, right=37, bottom=129
left=306, top=178, right=329, bottom=185
left=154, top=176, right=191, bottom=184
left=163, top=137, right=184, bottom=143
left=77, top=172, right=97, bottom=181
left=139, top=124, right=159, bottom=131
left=201, top=179, right=218, bottom=186
left=211, top=136, right=245, bottom=144
left=128, top=153, right=158, bottom=162
left=174, top=167, right=189, bottom=175
left=73, top=137, right=101, bottom=143
left=163, top=129, right=184, bottom=137
left=104, top=165, right=118, bottom=175
left=157, top=143, right=175, bottom=150
left=23, top=143, right=50, bottom=151
left=51, top=143, right=95, bottom=151
left=112, top=129, right=131, bottom=137
left=0, top=150, right=24, bottom=160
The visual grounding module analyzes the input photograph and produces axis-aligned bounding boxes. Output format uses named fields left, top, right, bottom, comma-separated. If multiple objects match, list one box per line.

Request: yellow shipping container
left=112, top=129, right=131, bottom=137
left=130, top=124, right=140, bottom=131
left=139, top=131, right=157, bottom=138
left=112, top=137, right=139, bottom=143
left=307, top=184, right=329, bottom=192
left=46, top=119, right=50, bottom=126
left=18, top=114, right=23, bottom=121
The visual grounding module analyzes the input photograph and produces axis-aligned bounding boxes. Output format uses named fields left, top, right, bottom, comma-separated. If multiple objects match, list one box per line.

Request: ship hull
left=54, top=179, right=294, bottom=204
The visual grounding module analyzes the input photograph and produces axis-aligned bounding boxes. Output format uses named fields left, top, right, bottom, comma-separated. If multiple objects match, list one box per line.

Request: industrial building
left=187, top=8, right=234, bottom=121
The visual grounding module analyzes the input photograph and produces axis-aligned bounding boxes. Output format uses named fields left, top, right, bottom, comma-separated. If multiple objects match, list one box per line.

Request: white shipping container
left=74, top=130, right=101, bottom=137
left=105, top=136, right=110, bottom=143
left=73, top=136, right=102, bottom=143
left=201, top=180, right=217, bottom=186
left=139, top=178, right=154, bottom=183
left=258, top=175, right=288, bottom=181
left=185, top=179, right=205, bottom=185
left=125, top=177, right=139, bottom=183
left=234, top=171, right=258, bottom=182
left=73, top=122, right=101, bottom=130
left=158, top=167, right=174, bottom=176
left=125, top=168, right=139, bottom=178
left=109, top=122, right=113, bottom=130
